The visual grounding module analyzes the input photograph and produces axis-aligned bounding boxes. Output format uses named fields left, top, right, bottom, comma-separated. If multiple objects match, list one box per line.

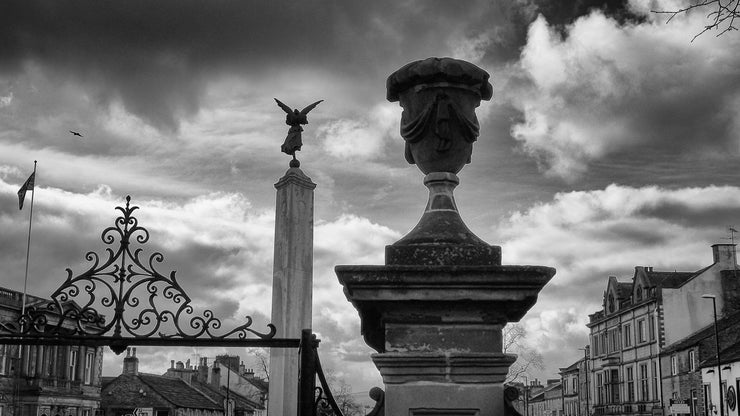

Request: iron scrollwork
left=0, top=196, right=276, bottom=352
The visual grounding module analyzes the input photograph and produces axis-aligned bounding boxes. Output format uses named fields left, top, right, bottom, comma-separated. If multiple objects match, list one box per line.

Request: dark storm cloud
left=0, top=0, right=536, bottom=131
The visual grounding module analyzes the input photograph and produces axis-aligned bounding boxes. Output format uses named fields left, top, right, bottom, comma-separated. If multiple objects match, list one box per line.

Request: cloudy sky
left=2, top=0, right=740, bottom=397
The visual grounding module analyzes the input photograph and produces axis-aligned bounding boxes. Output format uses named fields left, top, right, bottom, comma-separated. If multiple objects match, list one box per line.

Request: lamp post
left=579, top=347, right=590, bottom=416
left=702, top=294, right=724, bottom=416
left=524, top=375, right=529, bottom=416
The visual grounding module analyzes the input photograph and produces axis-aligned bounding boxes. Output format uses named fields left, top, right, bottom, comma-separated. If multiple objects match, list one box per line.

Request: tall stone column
left=337, top=58, right=555, bottom=416
left=268, top=167, right=316, bottom=416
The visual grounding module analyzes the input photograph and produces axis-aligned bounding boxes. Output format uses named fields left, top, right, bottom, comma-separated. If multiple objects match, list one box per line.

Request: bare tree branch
left=504, top=323, right=545, bottom=384
left=652, top=0, right=739, bottom=41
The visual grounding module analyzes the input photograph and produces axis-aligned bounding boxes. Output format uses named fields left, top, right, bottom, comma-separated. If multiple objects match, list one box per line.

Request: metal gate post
left=298, top=329, right=317, bottom=416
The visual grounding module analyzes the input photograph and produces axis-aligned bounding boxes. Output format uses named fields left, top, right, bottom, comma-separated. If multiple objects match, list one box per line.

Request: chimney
left=212, top=364, right=221, bottom=388
left=244, top=368, right=255, bottom=379
left=197, top=357, right=208, bottom=382
left=176, top=361, right=184, bottom=370
left=712, top=244, right=737, bottom=266
left=186, top=359, right=191, bottom=369
left=170, top=360, right=175, bottom=369
left=123, top=347, right=139, bottom=375
left=239, top=361, right=245, bottom=374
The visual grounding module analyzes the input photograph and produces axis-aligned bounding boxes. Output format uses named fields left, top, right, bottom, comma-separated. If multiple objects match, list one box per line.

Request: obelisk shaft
left=268, top=167, right=316, bottom=416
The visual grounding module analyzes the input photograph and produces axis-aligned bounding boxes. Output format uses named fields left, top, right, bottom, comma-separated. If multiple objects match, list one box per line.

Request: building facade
left=0, top=287, right=105, bottom=416
left=587, top=244, right=740, bottom=416
left=562, top=359, right=585, bottom=416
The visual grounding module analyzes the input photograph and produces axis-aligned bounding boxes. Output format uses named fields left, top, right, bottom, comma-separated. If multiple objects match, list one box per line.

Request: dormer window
left=608, top=293, right=615, bottom=313
left=636, top=286, right=642, bottom=301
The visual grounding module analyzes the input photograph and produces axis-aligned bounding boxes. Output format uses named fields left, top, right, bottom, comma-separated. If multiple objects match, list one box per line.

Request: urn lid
left=386, top=57, right=493, bottom=102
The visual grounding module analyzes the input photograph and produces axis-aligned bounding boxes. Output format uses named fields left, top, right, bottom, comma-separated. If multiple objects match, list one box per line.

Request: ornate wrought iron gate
left=0, top=197, right=383, bottom=416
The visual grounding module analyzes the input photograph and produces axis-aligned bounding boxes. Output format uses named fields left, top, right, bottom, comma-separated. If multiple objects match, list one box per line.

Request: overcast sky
left=2, top=0, right=740, bottom=397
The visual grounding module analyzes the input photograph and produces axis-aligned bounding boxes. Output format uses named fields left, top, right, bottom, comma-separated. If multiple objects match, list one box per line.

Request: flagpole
left=20, top=160, right=37, bottom=321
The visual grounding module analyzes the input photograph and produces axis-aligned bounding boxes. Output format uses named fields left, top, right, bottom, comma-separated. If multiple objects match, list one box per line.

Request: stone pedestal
left=268, top=167, right=316, bottom=416
left=336, top=57, right=555, bottom=416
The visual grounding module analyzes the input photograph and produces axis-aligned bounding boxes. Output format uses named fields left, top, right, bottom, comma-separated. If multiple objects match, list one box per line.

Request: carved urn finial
left=387, top=57, right=493, bottom=174
left=386, top=58, right=499, bottom=266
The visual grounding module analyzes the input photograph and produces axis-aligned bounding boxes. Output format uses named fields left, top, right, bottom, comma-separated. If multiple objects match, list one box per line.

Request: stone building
left=562, top=358, right=587, bottom=416
left=700, top=341, right=740, bottom=416
left=0, top=287, right=105, bottom=416
left=529, top=380, right=563, bottom=416
left=661, top=310, right=740, bottom=416
left=163, top=356, right=267, bottom=416
left=587, top=244, right=740, bottom=416
left=101, top=348, right=266, bottom=416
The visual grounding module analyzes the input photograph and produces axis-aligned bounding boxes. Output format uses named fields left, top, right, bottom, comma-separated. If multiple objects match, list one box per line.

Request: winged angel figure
left=275, top=98, right=323, bottom=163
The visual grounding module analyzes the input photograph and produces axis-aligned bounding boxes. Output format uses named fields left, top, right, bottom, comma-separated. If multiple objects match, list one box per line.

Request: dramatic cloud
left=506, top=6, right=740, bottom=179
left=498, top=183, right=740, bottom=375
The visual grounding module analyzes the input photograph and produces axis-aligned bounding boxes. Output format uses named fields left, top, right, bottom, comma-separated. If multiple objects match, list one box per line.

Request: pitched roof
left=644, top=270, right=698, bottom=288
left=702, top=341, right=740, bottom=367
left=139, top=374, right=221, bottom=410
left=616, top=282, right=632, bottom=300
left=189, top=380, right=263, bottom=411
left=559, top=358, right=583, bottom=373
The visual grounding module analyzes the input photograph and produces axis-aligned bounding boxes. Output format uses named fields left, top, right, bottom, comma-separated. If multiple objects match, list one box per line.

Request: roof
left=702, top=342, right=740, bottom=367
left=244, top=377, right=268, bottom=392
left=139, top=374, right=221, bottom=410
left=616, top=282, right=632, bottom=300
left=559, top=358, right=583, bottom=373
left=662, top=309, right=740, bottom=355
left=645, top=270, right=700, bottom=289
left=190, top=380, right=263, bottom=411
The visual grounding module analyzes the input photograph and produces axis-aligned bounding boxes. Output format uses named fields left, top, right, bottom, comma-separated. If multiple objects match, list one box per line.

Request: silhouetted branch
left=653, top=0, right=739, bottom=41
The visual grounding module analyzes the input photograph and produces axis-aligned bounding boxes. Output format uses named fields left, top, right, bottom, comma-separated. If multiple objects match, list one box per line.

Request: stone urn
left=385, top=57, right=499, bottom=265
left=386, top=57, right=493, bottom=174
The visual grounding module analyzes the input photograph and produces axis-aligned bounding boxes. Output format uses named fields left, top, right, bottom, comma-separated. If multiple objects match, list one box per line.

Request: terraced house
left=587, top=244, right=740, bottom=416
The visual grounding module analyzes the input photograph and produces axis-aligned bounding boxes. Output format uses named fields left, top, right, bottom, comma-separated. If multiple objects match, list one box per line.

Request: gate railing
left=0, top=196, right=383, bottom=416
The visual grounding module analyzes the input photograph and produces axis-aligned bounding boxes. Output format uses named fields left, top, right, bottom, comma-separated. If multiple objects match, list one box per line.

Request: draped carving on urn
left=387, top=57, right=493, bottom=175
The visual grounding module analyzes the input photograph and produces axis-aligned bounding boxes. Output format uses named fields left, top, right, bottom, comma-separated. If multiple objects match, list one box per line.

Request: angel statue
left=275, top=98, right=323, bottom=167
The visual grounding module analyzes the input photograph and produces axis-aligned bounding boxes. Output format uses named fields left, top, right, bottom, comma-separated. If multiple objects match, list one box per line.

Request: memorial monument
left=268, top=99, right=319, bottom=416
left=336, top=57, right=555, bottom=415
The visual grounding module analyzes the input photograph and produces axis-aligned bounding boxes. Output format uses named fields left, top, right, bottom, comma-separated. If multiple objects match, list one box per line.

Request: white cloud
left=506, top=10, right=740, bottom=180
left=318, top=102, right=399, bottom=160
left=498, top=183, right=740, bottom=377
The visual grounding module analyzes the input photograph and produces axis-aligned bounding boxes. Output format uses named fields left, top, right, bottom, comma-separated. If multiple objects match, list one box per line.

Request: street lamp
left=524, top=375, right=529, bottom=416
left=702, top=294, right=724, bottom=416
left=579, top=347, right=590, bottom=416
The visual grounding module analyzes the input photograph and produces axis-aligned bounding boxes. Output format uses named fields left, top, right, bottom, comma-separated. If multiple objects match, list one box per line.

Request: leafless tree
left=247, top=348, right=270, bottom=382
left=318, top=371, right=364, bottom=416
left=653, top=0, right=739, bottom=41
left=504, top=323, right=544, bottom=384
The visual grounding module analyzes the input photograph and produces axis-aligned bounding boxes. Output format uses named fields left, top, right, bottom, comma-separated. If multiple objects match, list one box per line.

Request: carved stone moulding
left=387, top=57, right=493, bottom=175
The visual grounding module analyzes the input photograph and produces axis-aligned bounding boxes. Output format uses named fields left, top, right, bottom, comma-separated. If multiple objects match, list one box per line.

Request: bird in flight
left=69, top=130, right=83, bottom=137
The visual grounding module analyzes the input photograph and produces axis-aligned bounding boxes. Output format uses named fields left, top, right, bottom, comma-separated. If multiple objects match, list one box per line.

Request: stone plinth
left=336, top=57, right=555, bottom=416
left=268, top=167, right=315, bottom=416
left=336, top=264, right=554, bottom=415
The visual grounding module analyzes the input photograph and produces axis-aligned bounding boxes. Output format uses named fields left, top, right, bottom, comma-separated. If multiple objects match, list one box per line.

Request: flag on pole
left=18, top=172, right=35, bottom=210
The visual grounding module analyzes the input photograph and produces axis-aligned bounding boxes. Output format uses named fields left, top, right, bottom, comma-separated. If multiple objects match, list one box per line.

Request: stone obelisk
left=268, top=165, right=316, bottom=416
left=336, top=57, right=555, bottom=415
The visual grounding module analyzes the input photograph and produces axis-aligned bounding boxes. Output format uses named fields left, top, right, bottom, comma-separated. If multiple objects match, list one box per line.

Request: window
left=611, top=329, right=620, bottom=352
left=639, top=363, right=649, bottom=400
left=624, top=324, right=632, bottom=347
left=84, top=352, right=94, bottom=384
left=638, top=320, right=646, bottom=343
left=704, top=384, right=712, bottom=416
left=636, top=286, right=642, bottom=301
left=0, top=345, right=6, bottom=375
left=601, top=332, right=608, bottom=354
left=671, top=355, right=678, bottom=375
left=689, top=350, right=696, bottom=372
left=609, top=369, right=620, bottom=403
left=593, top=335, right=599, bottom=356
left=649, top=315, right=656, bottom=341
left=652, top=360, right=659, bottom=400
left=597, top=372, right=605, bottom=404
left=69, top=350, right=78, bottom=380
left=573, top=377, right=577, bottom=393
left=627, top=366, right=635, bottom=403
